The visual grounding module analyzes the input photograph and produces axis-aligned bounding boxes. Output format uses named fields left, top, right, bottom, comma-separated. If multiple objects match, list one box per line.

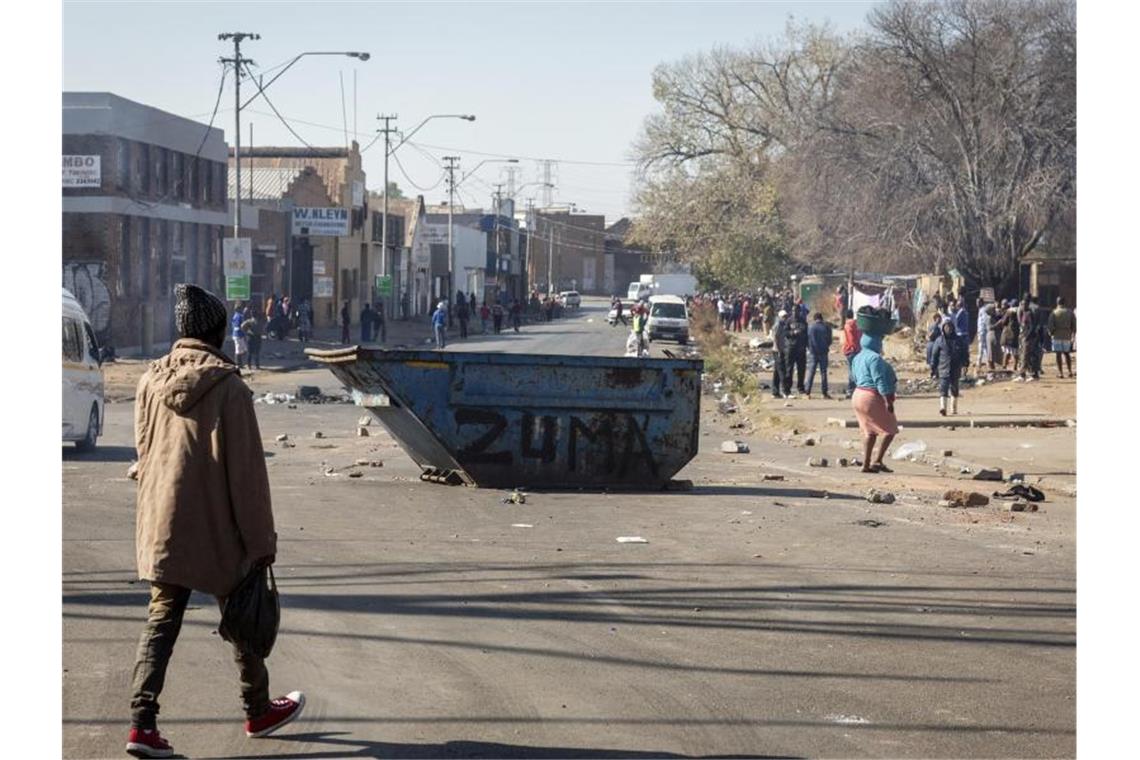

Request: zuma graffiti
left=455, top=408, right=659, bottom=477
left=63, top=262, right=112, bottom=344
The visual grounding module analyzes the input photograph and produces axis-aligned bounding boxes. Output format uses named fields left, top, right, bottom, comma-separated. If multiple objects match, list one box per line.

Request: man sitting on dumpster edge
left=126, top=283, right=302, bottom=758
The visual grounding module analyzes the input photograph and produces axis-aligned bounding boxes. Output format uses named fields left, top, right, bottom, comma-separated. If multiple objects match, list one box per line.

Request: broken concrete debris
left=616, top=536, right=649, bottom=544
left=762, top=474, right=785, bottom=481
left=502, top=490, right=527, bottom=505
left=972, top=467, right=1004, bottom=482
left=312, top=431, right=323, bottom=439
left=358, top=416, right=372, bottom=426
left=275, top=434, right=289, bottom=442
left=297, top=385, right=321, bottom=400
left=126, top=461, right=139, bottom=480
left=837, top=458, right=849, bottom=468
left=942, top=450, right=954, bottom=457
left=807, top=457, right=829, bottom=467
left=357, top=427, right=370, bottom=437
left=865, top=489, right=896, bottom=504
left=1009, top=501, right=1039, bottom=513
left=941, top=490, right=990, bottom=508
left=721, top=440, right=750, bottom=454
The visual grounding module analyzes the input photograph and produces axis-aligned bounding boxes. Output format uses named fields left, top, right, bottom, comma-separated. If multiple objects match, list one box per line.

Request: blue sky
left=64, top=1, right=876, bottom=222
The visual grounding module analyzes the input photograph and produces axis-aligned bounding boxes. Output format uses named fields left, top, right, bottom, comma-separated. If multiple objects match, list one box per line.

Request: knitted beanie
left=174, top=283, right=228, bottom=339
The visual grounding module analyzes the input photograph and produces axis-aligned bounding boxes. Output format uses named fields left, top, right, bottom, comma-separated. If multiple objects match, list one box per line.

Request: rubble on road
left=721, top=440, right=750, bottom=454
left=807, top=457, right=829, bottom=467
left=502, top=490, right=527, bottom=505
left=312, top=431, right=323, bottom=439
left=1009, top=501, right=1039, bottom=512
left=865, top=489, right=896, bottom=504
left=357, top=427, right=370, bottom=437
left=941, top=490, right=990, bottom=508
left=275, top=434, right=289, bottom=442
left=973, top=467, right=1004, bottom=481
left=616, top=536, right=649, bottom=544
left=358, top=416, right=372, bottom=426
left=127, top=461, right=139, bottom=480
left=348, top=471, right=363, bottom=478
left=762, top=474, right=785, bottom=481
left=838, top=458, right=849, bottom=467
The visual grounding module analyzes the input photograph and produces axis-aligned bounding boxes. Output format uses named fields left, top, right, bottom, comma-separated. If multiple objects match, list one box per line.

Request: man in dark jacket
left=359, top=303, right=374, bottom=343
left=931, top=320, right=966, bottom=416
left=127, top=284, right=303, bottom=758
left=340, top=301, right=351, bottom=344
left=783, top=309, right=809, bottom=397
left=804, top=312, right=833, bottom=399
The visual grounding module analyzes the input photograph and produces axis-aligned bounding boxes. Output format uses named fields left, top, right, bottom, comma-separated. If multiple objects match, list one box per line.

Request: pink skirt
left=852, top=388, right=898, bottom=435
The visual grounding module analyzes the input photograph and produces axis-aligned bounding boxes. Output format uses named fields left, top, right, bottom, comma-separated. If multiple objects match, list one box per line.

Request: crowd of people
left=227, top=294, right=315, bottom=371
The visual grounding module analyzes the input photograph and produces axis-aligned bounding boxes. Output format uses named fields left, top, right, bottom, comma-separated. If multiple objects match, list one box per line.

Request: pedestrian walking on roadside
left=631, top=303, right=649, bottom=356
left=359, top=303, right=374, bottom=343
left=297, top=299, right=312, bottom=344
left=615, top=297, right=628, bottom=326
left=432, top=301, right=448, bottom=349
left=1017, top=297, right=1041, bottom=381
left=264, top=294, right=277, bottom=339
left=340, top=301, right=351, bottom=345
left=510, top=300, right=522, bottom=332
left=492, top=301, right=505, bottom=334
left=783, top=308, right=809, bottom=397
left=925, top=311, right=943, bottom=377
left=804, top=312, right=833, bottom=400
left=997, top=300, right=1019, bottom=370
left=769, top=310, right=789, bottom=399
left=374, top=297, right=387, bottom=343
left=841, top=309, right=862, bottom=398
left=850, top=332, right=899, bottom=473
left=952, top=296, right=970, bottom=369
left=231, top=306, right=248, bottom=371
left=455, top=297, right=470, bottom=339
left=480, top=301, right=491, bottom=333
left=126, top=284, right=302, bottom=759
left=241, top=310, right=262, bottom=371
left=931, top=320, right=966, bottom=416
left=1047, top=297, right=1076, bottom=378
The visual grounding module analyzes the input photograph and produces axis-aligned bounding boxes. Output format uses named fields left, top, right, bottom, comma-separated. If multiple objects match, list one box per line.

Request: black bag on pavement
left=219, top=564, right=280, bottom=658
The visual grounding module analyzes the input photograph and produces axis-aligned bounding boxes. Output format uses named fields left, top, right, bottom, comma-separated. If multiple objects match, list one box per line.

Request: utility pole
left=443, top=156, right=460, bottom=317
left=377, top=114, right=398, bottom=316
left=541, top=160, right=554, bottom=208
left=548, top=222, right=556, bottom=296
left=524, top=198, right=534, bottom=296
left=219, top=31, right=259, bottom=238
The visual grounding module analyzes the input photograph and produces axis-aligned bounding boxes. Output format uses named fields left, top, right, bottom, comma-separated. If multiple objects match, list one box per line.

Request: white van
left=62, top=288, right=105, bottom=451
left=646, top=294, right=689, bottom=343
left=627, top=281, right=652, bottom=302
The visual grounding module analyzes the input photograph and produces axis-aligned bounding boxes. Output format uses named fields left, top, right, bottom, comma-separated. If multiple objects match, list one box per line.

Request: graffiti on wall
left=63, top=261, right=112, bottom=344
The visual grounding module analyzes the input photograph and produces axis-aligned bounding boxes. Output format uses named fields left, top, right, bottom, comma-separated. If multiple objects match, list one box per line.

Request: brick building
left=228, top=144, right=368, bottom=328
left=62, top=92, right=230, bottom=354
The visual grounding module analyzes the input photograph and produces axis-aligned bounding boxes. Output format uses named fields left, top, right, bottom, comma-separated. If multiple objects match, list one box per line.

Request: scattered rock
left=762, top=474, right=785, bottom=481
left=942, top=489, right=990, bottom=508
left=357, top=427, right=370, bottom=437
left=1007, top=472, right=1026, bottom=483
left=275, top=434, right=289, bottom=442
left=312, top=431, right=323, bottom=439
left=973, top=467, right=1004, bottom=482
left=355, top=459, right=370, bottom=466
left=865, top=489, right=896, bottom=504
left=959, top=465, right=972, bottom=474
left=502, top=490, right=527, bottom=505
left=721, top=440, right=749, bottom=454
left=827, top=417, right=851, bottom=428
left=1009, top=501, right=1038, bottom=513
left=807, top=457, right=829, bottom=467
left=369, top=461, right=384, bottom=468
left=358, top=416, right=372, bottom=426
left=286, top=404, right=297, bottom=409
left=837, top=458, right=849, bottom=467
left=783, top=402, right=793, bottom=408
left=1066, top=419, right=1076, bottom=428
left=348, top=471, right=363, bottom=479
left=126, top=461, right=139, bottom=480
left=297, top=385, right=321, bottom=400
left=855, top=519, right=887, bottom=528
left=941, top=449, right=953, bottom=457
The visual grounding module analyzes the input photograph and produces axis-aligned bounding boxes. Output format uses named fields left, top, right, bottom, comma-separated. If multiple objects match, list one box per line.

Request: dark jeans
left=783, top=350, right=806, bottom=395
left=846, top=353, right=857, bottom=394
left=130, top=582, right=269, bottom=730
left=341, top=323, right=350, bottom=344
left=458, top=318, right=468, bottom=339
left=806, top=351, right=828, bottom=395
left=247, top=337, right=261, bottom=369
left=493, top=316, right=503, bottom=334
left=770, top=352, right=786, bottom=397
left=939, top=375, right=960, bottom=397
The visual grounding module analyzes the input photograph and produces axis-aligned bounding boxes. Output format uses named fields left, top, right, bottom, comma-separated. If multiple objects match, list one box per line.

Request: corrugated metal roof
left=227, top=167, right=305, bottom=200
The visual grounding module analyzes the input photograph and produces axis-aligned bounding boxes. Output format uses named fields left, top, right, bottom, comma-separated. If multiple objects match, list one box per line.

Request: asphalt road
left=63, top=298, right=1075, bottom=759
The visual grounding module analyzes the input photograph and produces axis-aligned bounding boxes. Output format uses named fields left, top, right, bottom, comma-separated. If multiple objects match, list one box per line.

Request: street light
left=374, top=113, right=475, bottom=321
left=220, top=34, right=370, bottom=237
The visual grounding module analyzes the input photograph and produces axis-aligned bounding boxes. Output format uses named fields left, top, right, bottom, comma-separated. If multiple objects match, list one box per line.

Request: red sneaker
left=125, top=727, right=174, bottom=758
left=245, top=691, right=306, bottom=738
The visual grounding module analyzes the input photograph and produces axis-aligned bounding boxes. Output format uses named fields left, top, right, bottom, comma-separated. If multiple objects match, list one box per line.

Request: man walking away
left=374, top=298, right=387, bottom=343
left=480, top=301, right=491, bottom=333
left=492, top=302, right=504, bottom=334
left=1017, top=297, right=1041, bottom=381
left=432, top=301, right=448, bottom=349
left=510, top=300, right=522, bottom=332
left=359, top=303, right=374, bottom=343
left=805, top=312, right=833, bottom=400
left=455, top=297, right=470, bottom=339
left=1047, top=297, right=1076, bottom=378
left=615, top=297, right=627, bottom=326
left=931, top=320, right=966, bottom=416
left=841, top=309, right=861, bottom=398
left=952, top=296, right=970, bottom=370
left=240, top=309, right=262, bottom=371
left=340, top=301, right=351, bottom=344
left=126, top=284, right=302, bottom=759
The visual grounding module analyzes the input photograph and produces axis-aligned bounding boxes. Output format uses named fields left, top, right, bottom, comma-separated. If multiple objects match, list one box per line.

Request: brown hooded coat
left=134, top=338, right=276, bottom=596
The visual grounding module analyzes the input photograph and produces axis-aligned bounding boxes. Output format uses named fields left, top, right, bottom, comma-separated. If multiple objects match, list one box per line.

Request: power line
left=392, top=149, right=445, bottom=192
left=407, top=140, right=635, bottom=167
left=242, top=61, right=317, bottom=150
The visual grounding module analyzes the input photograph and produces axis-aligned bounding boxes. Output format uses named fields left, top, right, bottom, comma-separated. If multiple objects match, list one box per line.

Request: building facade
left=63, top=92, right=230, bottom=354
left=528, top=211, right=607, bottom=296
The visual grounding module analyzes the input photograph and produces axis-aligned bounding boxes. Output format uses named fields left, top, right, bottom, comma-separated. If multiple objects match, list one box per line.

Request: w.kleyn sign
left=292, top=207, right=349, bottom=237
left=63, top=155, right=101, bottom=187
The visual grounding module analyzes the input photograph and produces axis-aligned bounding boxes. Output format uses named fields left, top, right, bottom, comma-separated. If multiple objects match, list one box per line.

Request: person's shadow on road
left=233, top=731, right=799, bottom=759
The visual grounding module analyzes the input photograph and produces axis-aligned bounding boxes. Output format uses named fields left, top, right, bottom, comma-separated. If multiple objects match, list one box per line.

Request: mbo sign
left=63, top=155, right=101, bottom=187
left=292, top=207, right=349, bottom=237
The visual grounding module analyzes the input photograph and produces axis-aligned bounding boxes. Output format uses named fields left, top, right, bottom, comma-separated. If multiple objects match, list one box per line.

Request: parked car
left=62, top=287, right=105, bottom=451
left=558, top=290, right=582, bottom=308
left=646, top=294, right=690, bottom=343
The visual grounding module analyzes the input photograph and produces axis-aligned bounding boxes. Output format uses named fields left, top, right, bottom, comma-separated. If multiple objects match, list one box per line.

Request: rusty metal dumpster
left=306, top=347, right=703, bottom=489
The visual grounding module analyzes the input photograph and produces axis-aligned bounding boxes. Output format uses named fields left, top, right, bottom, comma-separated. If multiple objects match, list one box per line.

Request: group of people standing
left=767, top=303, right=833, bottom=400
left=692, top=287, right=800, bottom=336
left=429, top=290, right=525, bottom=349
left=228, top=294, right=314, bottom=370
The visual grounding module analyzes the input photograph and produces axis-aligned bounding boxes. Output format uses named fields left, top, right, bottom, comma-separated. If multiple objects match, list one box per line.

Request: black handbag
left=218, top=564, right=280, bottom=658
